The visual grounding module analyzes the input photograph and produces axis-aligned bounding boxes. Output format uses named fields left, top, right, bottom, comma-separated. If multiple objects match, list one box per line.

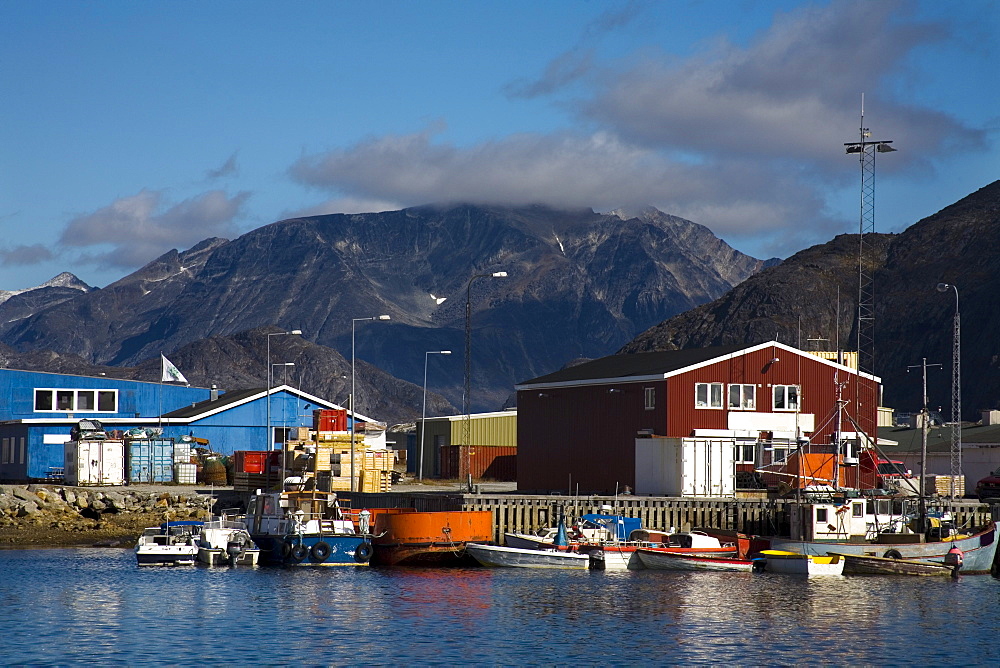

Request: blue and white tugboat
left=244, top=477, right=372, bottom=566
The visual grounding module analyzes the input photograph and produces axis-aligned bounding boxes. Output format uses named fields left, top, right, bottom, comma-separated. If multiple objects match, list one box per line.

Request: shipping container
left=233, top=450, right=279, bottom=474
left=439, top=445, right=517, bottom=480
left=634, top=437, right=735, bottom=497
left=64, top=439, right=126, bottom=486
left=313, top=408, right=348, bottom=432
left=127, top=439, right=174, bottom=483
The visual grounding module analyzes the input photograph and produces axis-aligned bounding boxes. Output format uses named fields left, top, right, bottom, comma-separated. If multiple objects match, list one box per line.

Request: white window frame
left=33, top=388, right=118, bottom=414
left=734, top=441, right=756, bottom=464
left=772, top=384, right=800, bottom=411
left=644, top=387, right=656, bottom=411
left=695, top=382, right=724, bottom=409
left=728, top=384, right=756, bottom=410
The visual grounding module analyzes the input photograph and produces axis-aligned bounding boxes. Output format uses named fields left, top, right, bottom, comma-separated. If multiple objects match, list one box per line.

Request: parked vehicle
left=975, top=466, right=1000, bottom=500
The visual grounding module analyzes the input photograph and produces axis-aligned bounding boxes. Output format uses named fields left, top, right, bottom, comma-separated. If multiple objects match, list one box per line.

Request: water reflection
left=1, top=549, right=998, bottom=666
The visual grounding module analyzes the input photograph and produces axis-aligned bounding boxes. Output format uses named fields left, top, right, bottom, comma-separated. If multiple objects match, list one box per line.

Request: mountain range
left=0, top=204, right=769, bottom=424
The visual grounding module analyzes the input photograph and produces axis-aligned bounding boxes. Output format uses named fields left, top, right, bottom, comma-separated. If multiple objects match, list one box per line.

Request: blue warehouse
left=0, top=368, right=363, bottom=482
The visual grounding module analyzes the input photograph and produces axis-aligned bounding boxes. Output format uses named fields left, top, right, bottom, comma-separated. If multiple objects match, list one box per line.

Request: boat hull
left=764, top=521, right=998, bottom=574
left=636, top=549, right=756, bottom=572
left=465, top=543, right=591, bottom=569
left=829, top=552, right=953, bottom=576
left=252, top=534, right=371, bottom=566
left=197, top=546, right=261, bottom=567
left=372, top=510, right=493, bottom=567
left=762, top=551, right=845, bottom=575
left=136, top=546, right=198, bottom=566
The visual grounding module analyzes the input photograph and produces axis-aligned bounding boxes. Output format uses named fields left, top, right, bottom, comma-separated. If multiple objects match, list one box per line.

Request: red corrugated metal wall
left=517, top=380, right=668, bottom=494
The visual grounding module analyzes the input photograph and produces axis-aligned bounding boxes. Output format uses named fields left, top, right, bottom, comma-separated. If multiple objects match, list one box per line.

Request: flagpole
left=159, top=353, right=163, bottom=433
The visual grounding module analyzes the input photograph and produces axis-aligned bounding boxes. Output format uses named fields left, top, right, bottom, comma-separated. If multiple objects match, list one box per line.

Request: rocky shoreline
left=0, top=484, right=227, bottom=548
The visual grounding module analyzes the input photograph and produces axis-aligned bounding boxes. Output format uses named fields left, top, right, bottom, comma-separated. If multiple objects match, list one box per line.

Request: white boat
left=197, top=513, right=260, bottom=566
left=465, top=543, right=591, bottom=569
left=135, top=521, right=203, bottom=566
left=762, top=550, right=845, bottom=575
left=635, top=549, right=758, bottom=572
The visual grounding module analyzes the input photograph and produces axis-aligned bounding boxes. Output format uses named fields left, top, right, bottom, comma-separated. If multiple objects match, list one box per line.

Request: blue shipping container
left=128, top=439, right=175, bottom=483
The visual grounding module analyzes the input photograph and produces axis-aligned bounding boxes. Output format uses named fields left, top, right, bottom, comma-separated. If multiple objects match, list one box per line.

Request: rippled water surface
left=3, top=548, right=999, bottom=666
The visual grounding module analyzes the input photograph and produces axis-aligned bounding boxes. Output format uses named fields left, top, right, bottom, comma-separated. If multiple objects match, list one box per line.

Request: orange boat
left=370, top=510, right=494, bottom=566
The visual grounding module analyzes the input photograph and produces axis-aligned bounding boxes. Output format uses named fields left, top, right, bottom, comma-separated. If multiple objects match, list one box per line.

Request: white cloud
left=59, top=189, right=248, bottom=268
left=285, top=0, right=988, bottom=259
left=0, top=243, right=55, bottom=267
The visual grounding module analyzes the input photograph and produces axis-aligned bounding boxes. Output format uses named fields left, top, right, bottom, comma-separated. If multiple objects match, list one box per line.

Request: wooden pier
left=341, top=491, right=995, bottom=543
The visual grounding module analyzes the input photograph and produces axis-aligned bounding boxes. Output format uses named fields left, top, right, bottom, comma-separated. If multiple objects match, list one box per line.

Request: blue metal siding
left=0, top=369, right=209, bottom=421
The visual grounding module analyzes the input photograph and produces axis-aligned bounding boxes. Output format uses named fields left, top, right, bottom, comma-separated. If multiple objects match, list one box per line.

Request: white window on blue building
left=34, top=388, right=118, bottom=413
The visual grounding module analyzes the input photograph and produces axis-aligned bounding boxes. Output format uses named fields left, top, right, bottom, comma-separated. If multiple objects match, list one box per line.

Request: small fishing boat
left=135, top=520, right=203, bottom=566
left=586, top=530, right=741, bottom=570
left=635, top=548, right=758, bottom=572
left=828, top=552, right=954, bottom=576
left=465, top=543, right=591, bottom=569
left=244, top=480, right=371, bottom=566
left=197, top=513, right=260, bottom=566
left=761, top=550, right=844, bottom=575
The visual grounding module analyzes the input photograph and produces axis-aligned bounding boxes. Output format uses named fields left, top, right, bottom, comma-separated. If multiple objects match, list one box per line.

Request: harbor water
left=3, top=547, right=999, bottom=666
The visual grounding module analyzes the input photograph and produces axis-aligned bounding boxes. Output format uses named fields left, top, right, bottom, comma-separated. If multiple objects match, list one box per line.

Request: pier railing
left=340, top=492, right=995, bottom=543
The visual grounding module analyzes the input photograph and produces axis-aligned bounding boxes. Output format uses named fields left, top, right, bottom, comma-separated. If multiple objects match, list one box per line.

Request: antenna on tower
left=844, top=94, right=896, bottom=435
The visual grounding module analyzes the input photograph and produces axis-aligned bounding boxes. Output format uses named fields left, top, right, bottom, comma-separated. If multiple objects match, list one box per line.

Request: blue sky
left=2, top=0, right=997, bottom=291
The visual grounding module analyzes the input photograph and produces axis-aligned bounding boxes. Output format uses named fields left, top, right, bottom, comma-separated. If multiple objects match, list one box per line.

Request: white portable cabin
left=789, top=501, right=874, bottom=541
left=634, top=437, right=736, bottom=497
left=64, top=439, right=126, bottom=486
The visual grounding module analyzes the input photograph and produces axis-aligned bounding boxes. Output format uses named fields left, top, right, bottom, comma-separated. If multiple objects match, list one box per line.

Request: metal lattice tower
left=844, top=97, right=894, bottom=434
left=937, top=282, right=962, bottom=497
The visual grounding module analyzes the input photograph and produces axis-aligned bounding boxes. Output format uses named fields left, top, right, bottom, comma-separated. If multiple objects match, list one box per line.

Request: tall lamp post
left=420, top=350, right=452, bottom=480
left=266, top=329, right=301, bottom=454
left=351, top=315, right=390, bottom=492
left=936, top=282, right=962, bottom=498
left=464, top=271, right=507, bottom=488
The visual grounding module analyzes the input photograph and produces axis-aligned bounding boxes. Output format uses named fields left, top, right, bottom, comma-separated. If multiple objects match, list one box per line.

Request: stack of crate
left=927, top=474, right=965, bottom=497
left=359, top=449, right=395, bottom=493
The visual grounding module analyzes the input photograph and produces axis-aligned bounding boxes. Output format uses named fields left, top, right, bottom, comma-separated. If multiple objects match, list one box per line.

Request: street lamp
left=351, top=315, right=390, bottom=492
left=420, top=350, right=452, bottom=481
left=936, top=282, right=962, bottom=498
left=464, top=271, right=507, bottom=488
left=266, top=329, right=301, bottom=453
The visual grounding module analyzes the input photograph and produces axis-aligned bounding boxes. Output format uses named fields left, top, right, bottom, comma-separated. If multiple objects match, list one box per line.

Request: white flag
left=161, top=354, right=188, bottom=384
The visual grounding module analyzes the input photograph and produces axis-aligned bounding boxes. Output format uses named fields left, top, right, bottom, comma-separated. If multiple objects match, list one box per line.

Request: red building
left=515, top=342, right=881, bottom=494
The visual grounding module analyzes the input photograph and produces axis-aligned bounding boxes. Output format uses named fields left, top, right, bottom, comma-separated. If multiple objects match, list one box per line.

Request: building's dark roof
left=519, top=343, right=749, bottom=386
left=162, top=388, right=264, bottom=419
left=878, top=424, right=1000, bottom=453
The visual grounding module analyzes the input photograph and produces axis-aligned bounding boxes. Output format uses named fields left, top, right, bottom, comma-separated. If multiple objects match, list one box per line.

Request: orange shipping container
left=233, top=450, right=279, bottom=474
left=313, top=408, right=348, bottom=432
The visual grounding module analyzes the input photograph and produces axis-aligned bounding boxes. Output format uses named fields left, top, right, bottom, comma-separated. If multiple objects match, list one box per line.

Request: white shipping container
left=635, top=437, right=736, bottom=497
left=175, top=462, right=197, bottom=484
left=64, top=439, right=126, bottom=486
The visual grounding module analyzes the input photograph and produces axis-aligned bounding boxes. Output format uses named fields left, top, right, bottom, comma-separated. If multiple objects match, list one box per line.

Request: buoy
left=944, top=545, right=964, bottom=575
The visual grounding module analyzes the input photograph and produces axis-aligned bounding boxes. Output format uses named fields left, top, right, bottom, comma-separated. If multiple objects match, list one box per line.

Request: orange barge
left=370, top=509, right=493, bottom=567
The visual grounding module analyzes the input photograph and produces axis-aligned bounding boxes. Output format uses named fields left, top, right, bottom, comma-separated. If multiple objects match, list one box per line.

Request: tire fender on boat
left=883, top=549, right=902, bottom=560
left=280, top=541, right=293, bottom=559
left=290, top=544, right=309, bottom=563
left=311, top=541, right=331, bottom=563
left=354, top=542, right=372, bottom=563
